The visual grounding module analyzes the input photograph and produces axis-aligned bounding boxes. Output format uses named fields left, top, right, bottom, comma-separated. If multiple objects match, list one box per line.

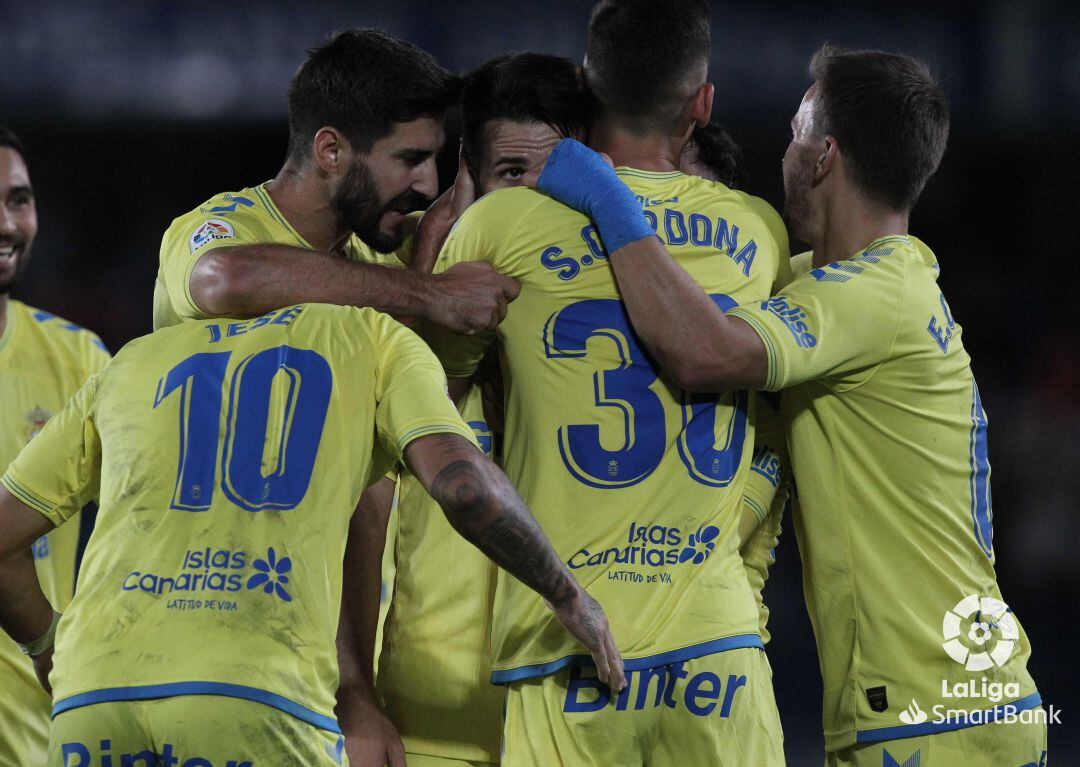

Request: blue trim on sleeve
left=52, top=681, right=341, bottom=733
left=491, top=633, right=764, bottom=685
left=855, top=692, right=1042, bottom=743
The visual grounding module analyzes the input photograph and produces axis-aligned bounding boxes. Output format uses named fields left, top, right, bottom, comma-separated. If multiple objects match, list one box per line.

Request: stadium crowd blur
left=2, top=0, right=1077, bottom=760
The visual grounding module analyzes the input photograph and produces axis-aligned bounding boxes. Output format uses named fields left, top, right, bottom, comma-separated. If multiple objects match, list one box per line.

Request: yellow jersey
left=0, top=300, right=108, bottom=767
left=154, top=183, right=409, bottom=330
left=1, top=303, right=475, bottom=734
left=428, top=171, right=791, bottom=682
left=377, top=386, right=503, bottom=762
left=740, top=392, right=790, bottom=645
left=729, top=235, right=1040, bottom=749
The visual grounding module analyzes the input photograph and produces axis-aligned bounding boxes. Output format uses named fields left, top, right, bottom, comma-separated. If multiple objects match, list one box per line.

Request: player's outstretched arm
left=336, top=477, right=406, bottom=767
left=403, top=433, right=626, bottom=692
left=190, top=244, right=517, bottom=336
left=0, top=486, right=61, bottom=692
left=533, top=139, right=768, bottom=391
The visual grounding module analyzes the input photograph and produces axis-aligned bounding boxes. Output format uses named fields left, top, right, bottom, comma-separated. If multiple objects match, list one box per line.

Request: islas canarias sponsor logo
left=121, top=546, right=292, bottom=602
left=567, top=522, right=720, bottom=570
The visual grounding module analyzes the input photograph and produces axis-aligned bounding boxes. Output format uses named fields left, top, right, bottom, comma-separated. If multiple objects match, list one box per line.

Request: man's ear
left=692, top=82, right=715, bottom=128
left=312, top=127, right=351, bottom=177
left=816, top=134, right=839, bottom=182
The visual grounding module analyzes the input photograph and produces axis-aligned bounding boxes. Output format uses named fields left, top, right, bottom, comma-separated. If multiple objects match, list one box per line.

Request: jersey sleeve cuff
left=742, top=495, right=769, bottom=525
left=394, top=422, right=480, bottom=457
left=1, top=472, right=66, bottom=527
left=727, top=308, right=786, bottom=391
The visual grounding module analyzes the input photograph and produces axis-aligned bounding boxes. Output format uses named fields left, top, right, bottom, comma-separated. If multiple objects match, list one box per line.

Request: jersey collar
left=253, top=182, right=312, bottom=249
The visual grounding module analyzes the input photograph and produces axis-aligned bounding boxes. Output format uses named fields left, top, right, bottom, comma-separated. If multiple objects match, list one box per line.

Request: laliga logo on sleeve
left=189, top=218, right=235, bottom=253
left=942, top=595, right=1018, bottom=671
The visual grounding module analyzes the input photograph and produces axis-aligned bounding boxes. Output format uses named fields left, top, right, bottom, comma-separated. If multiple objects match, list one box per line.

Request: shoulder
left=162, top=186, right=267, bottom=252
left=14, top=301, right=110, bottom=371
left=456, top=186, right=553, bottom=231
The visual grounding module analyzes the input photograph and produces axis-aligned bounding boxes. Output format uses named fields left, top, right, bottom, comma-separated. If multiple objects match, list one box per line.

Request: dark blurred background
left=3, top=0, right=1078, bottom=761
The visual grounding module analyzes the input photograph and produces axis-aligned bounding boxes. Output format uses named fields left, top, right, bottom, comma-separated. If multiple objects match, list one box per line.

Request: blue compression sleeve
left=537, top=139, right=656, bottom=254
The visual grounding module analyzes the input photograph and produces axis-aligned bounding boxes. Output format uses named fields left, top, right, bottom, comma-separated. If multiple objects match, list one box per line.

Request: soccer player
left=153, top=28, right=518, bottom=335
left=0, top=127, right=110, bottom=767
left=425, top=2, right=790, bottom=763
left=536, top=46, right=1046, bottom=765
left=674, top=125, right=791, bottom=646
left=0, top=302, right=623, bottom=766
left=373, top=53, right=589, bottom=767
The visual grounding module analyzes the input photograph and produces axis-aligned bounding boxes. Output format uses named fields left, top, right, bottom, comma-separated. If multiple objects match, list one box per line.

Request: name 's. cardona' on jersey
left=568, top=522, right=720, bottom=570
left=120, top=546, right=295, bottom=604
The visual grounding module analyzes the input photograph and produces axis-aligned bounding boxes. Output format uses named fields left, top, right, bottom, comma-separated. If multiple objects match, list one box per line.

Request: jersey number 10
left=153, top=345, right=332, bottom=512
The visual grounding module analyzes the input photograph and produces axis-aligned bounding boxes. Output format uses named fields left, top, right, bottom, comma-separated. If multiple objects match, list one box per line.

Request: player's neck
left=813, top=192, right=909, bottom=268
left=0, top=294, right=9, bottom=339
left=266, top=167, right=349, bottom=254
left=589, top=121, right=685, bottom=173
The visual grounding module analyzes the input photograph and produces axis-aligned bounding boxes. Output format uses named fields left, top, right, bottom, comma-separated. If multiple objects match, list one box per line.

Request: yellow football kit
left=429, top=171, right=790, bottom=762
left=1, top=303, right=476, bottom=762
left=0, top=300, right=109, bottom=767
left=154, top=183, right=410, bottom=330
left=378, top=386, right=503, bottom=765
left=729, top=236, right=1043, bottom=757
left=740, top=392, right=790, bottom=645
left=158, top=189, right=506, bottom=762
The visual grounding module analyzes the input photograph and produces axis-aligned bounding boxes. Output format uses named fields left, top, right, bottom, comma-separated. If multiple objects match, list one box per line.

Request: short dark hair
left=0, top=127, right=27, bottom=165
left=462, top=53, right=589, bottom=171
left=585, top=0, right=711, bottom=132
left=287, top=28, right=461, bottom=160
left=809, top=45, right=949, bottom=211
left=686, top=123, right=746, bottom=189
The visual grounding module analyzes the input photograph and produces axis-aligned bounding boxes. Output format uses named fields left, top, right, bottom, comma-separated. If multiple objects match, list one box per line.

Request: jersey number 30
left=154, top=345, right=332, bottom=512
left=544, top=297, right=747, bottom=489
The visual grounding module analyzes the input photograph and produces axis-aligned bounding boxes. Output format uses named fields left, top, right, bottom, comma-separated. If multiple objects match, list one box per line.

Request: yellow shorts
left=827, top=711, right=1048, bottom=767
left=49, top=696, right=346, bottom=767
left=502, top=647, right=783, bottom=767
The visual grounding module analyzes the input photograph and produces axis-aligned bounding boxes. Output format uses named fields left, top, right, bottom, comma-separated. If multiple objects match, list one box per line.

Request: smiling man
left=0, top=127, right=110, bottom=767
left=154, top=28, right=517, bottom=336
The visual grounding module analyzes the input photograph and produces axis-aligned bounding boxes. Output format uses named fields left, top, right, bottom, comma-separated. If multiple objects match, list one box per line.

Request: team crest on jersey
left=189, top=218, right=235, bottom=253
left=25, top=407, right=51, bottom=441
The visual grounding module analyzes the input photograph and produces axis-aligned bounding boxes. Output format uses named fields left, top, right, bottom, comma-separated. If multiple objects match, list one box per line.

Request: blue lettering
left=581, top=225, right=608, bottom=261
left=62, top=743, right=90, bottom=767
left=643, top=210, right=659, bottom=232
left=715, top=218, right=739, bottom=255
left=662, top=662, right=689, bottom=708
left=732, top=241, right=757, bottom=277
left=638, top=665, right=668, bottom=709
left=567, top=549, right=590, bottom=569
left=122, top=572, right=140, bottom=591
left=540, top=246, right=580, bottom=281
left=205, top=324, right=222, bottom=344
left=160, top=743, right=179, bottom=767
left=685, top=671, right=722, bottom=716
left=271, top=306, right=303, bottom=325
left=226, top=322, right=247, bottom=337
left=564, top=665, right=610, bottom=712
left=121, top=751, right=156, bottom=767
left=719, top=674, right=747, bottom=717
left=664, top=209, right=688, bottom=245
left=688, top=213, right=712, bottom=246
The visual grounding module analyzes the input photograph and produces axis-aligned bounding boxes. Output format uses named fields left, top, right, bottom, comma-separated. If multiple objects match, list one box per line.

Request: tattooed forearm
left=429, top=458, right=575, bottom=607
